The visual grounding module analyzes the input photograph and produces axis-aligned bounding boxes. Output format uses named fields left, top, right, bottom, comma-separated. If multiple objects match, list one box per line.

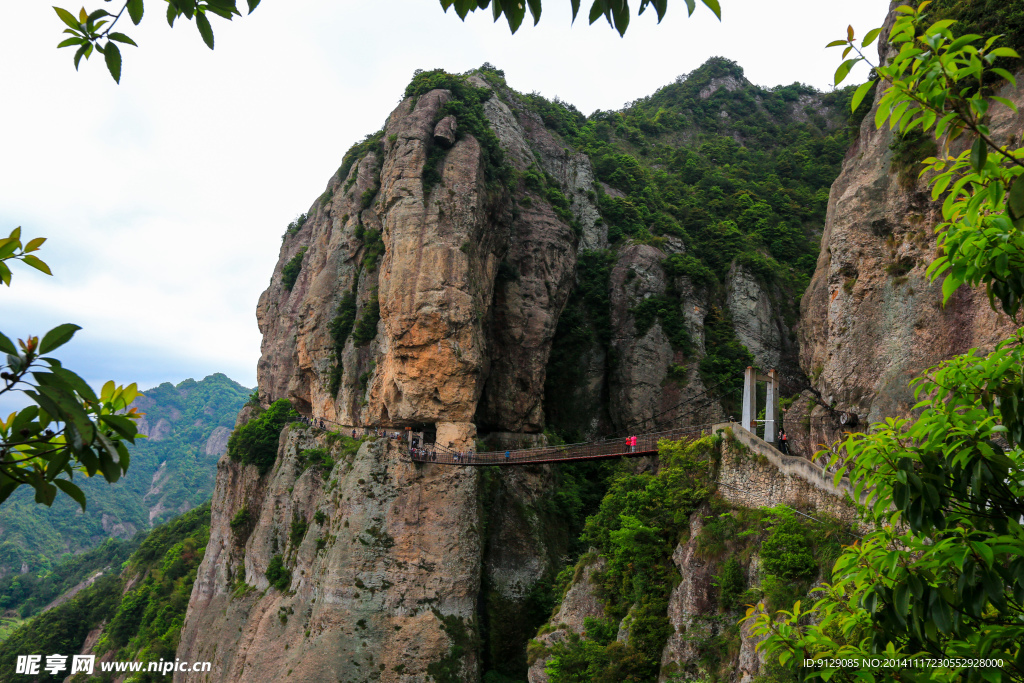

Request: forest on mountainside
left=0, top=504, right=211, bottom=683
left=0, top=374, right=248, bottom=579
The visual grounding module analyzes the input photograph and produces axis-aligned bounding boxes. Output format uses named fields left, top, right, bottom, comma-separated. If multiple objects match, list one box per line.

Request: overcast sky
left=0, top=0, right=889, bottom=408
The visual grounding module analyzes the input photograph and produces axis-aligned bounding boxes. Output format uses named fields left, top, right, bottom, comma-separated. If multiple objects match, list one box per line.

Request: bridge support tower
left=741, top=366, right=779, bottom=444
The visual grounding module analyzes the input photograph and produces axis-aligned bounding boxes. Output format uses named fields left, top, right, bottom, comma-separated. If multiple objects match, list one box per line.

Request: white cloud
left=0, top=0, right=890, bottom=394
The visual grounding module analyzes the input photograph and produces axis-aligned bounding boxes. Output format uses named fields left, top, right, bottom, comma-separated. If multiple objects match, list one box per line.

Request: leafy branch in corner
left=52, top=0, right=261, bottom=82
left=1, top=228, right=142, bottom=511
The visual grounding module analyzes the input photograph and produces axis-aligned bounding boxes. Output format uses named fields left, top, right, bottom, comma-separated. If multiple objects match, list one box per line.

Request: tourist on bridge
left=505, top=450, right=510, bottom=461
left=779, top=429, right=789, bottom=454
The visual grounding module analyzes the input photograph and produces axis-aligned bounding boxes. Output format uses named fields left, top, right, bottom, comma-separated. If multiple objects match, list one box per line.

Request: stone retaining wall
left=713, top=422, right=860, bottom=524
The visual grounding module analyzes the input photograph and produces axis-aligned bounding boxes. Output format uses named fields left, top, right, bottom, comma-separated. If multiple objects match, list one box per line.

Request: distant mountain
left=0, top=504, right=210, bottom=675
left=0, top=373, right=250, bottom=577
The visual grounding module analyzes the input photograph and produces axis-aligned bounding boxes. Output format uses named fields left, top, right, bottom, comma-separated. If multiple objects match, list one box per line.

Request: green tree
left=226, top=398, right=299, bottom=474
left=1, top=229, right=141, bottom=512
left=745, top=4, right=1024, bottom=681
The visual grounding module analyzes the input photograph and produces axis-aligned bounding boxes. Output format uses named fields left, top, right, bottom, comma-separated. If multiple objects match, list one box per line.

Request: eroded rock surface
left=795, top=35, right=1023, bottom=450
left=177, top=430, right=482, bottom=682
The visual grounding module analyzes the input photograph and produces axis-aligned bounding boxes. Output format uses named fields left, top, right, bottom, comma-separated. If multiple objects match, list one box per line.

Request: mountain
left=253, top=58, right=860, bottom=449
left=172, top=56, right=874, bottom=683
left=0, top=374, right=250, bottom=579
left=0, top=504, right=210, bottom=682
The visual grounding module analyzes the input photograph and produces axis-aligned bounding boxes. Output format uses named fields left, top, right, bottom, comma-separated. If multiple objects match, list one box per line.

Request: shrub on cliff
left=281, top=247, right=307, bottom=291
left=227, top=399, right=299, bottom=475
left=351, top=291, right=380, bottom=346
left=265, top=555, right=291, bottom=592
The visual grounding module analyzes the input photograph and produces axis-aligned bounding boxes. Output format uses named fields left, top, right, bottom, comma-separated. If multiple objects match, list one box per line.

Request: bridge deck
left=408, top=425, right=712, bottom=466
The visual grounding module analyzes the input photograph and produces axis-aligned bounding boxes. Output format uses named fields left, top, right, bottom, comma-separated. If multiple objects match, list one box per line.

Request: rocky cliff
left=792, top=12, right=1023, bottom=457
left=256, top=62, right=855, bottom=447
left=255, top=72, right=596, bottom=449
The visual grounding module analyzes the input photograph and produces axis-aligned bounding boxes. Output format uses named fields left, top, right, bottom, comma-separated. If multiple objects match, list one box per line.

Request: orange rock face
left=255, top=78, right=602, bottom=446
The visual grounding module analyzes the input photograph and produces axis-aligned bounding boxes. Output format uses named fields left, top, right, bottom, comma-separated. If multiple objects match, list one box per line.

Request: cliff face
left=256, top=74, right=595, bottom=448
left=794, top=26, right=1023, bottom=454
left=176, top=427, right=485, bottom=682
left=526, top=430, right=859, bottom=683
left=255, top=62, right=855, bottom=446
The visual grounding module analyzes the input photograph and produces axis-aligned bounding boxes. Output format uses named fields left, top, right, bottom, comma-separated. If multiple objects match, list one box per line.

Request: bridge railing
left=408, top=424, right=715, bottom=466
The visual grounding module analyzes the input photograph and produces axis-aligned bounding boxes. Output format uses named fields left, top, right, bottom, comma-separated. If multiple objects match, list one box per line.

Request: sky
left=0, top=0, right=890, bottom=410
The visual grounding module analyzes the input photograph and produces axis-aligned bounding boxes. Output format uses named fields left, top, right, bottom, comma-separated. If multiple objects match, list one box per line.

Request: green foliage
left=337, top=130, right=385, bottom=189
left=543, top=438, right=714, bottom=681
left=230, top=506, right=251, bottom=532
left=759, top=509, right=817, bottom=582
left=281, top=246, right=307, bottom=291
left=630, top=295, right=692, bottom=353
left=0, top=504, right=211, bottom=680
left=359, top=185, right=377, bottom=209
left=289, top=514, right=308, bottom=549
left=265, top=554, right=291, bottom=591
left=282, top=212, right=307, bottom=240
left=359, top=225, right=385, bottom=271
left=698, top=306, right=754, bottom=414
left=102, top=503, right=210, bottom=660
left=530, top=56, right=851, bottom=294
left=330, top=291, right=358, bottom=352
left=227, top=399, right=299, bottom=475
left=51, top=0, right=259, bottom=82
left=55, top=0, right=721, bottom=85
left=533, top=57, right=856, bottom=440
left=544, top=250, right=616, bottom=440
left=405, top=69, right=512, bottom=190
left=714, top=556, right=746, bottom=612
left=351, top=291, right=380, bottom=346
left=927, top=0, right=1024, bottom=62
left=297, top=447, right=334, bottom=475
left=438, top=0, right=721, bottom=36
left=662, top=252, right=715, bottom=286
left=319, top=186, right=334, bottom=207
left=328, top=290, right=358, bottom=396
left=0, top=573, right=122, bottom=678
left=426, top=611, right=478, bottom=683
left=0, top=536, right=141, bottom=619
left=0, top=226, right=51, bottom=286
left=0, top=317, right=141, bottom=513
left=518, top=164, right=578, bottom=228
left=422, top=144, right=450, bottom=197
left=889, top=130, right=938, bottom=186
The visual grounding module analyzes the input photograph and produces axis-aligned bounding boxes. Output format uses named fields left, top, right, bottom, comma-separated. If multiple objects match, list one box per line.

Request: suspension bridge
left=408, top=425, right=713, bottom=466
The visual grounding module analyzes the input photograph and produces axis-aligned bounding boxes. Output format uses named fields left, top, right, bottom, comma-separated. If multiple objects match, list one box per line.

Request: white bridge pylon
left=741, top=366, right=779, bottom=444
